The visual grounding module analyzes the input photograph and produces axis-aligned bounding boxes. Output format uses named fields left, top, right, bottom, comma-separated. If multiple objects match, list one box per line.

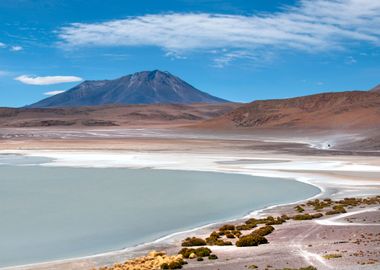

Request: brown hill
left=198, top=91, right=380, bottom=130
left=0, top=103, right=239, bottom=128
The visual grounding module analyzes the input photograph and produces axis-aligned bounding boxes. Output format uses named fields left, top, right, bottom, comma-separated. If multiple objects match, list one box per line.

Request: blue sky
left=1, top=0, right=380, bottom=107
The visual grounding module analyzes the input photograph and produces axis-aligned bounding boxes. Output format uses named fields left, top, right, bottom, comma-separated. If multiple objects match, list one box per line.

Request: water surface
left=0, top=161, right=319, bottom=267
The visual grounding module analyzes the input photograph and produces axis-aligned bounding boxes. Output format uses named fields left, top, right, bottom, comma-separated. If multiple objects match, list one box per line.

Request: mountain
left=197, top=90, right=380, bottom=130
left=28, top=70, right=228, bottom=108
left=370, top=84, right=380, bottom=93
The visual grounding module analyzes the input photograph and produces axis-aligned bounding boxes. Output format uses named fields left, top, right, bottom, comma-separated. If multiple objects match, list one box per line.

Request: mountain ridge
left=28, top=70, right=228, bottom=108
left=196, top=90, right=380, bottom=130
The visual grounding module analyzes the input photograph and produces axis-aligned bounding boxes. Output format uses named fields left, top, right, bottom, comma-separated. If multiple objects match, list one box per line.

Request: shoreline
left=1, top=148, right=379, bottom=270
left=0, top=153, right=322, bottom=270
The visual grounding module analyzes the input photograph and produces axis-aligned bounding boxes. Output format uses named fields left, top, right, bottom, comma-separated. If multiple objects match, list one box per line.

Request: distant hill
left=0, top=103, right=239, bottom=128
left=28, top=70, right=228, bottom=108
left=197, top=90, right=380, bottom=130
left=370, top=84, right=380, bottom=93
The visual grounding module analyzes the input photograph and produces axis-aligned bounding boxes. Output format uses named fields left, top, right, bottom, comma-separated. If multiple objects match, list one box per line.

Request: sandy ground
left=0, top=128, right=379, bottom=270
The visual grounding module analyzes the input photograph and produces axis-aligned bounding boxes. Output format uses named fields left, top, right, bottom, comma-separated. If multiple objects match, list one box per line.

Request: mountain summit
left=28, top=70, right=228, bottom=108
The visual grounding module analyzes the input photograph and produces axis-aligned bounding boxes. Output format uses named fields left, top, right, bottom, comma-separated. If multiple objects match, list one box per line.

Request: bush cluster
left=326, top=205, right=346, bottom=215
left=292, top=213, right=323, bottom=220
left=253, top=225, right=275, bottom=236
left=178, top=247, right=211, bottom=258
left=219, top=224, right=235, bottom=231
left=235, top=233, right=268, bottom=247
left=160, top=259, right=187, bottom=269
left=181, top=237, right=206, bottom=247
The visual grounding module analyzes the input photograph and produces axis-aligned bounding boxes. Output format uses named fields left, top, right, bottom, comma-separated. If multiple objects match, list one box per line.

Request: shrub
left=236, top=224, right=256, bottom=230
left=326, top=205, right=346, bottom=215
left=210, top=231, right=220, bottom=238
left=178, top=247, right=211, bottom=258
left=197, top=257, right=203, bottom=261
left=323, top=253, right=342, bottom=260
left=161, top=259, right=187, bottom=270
left=266, top=217, right=286, bottom=225
left=168, top=261, right=183, bottom=269
left=254, top=225, right=275, bottom=236
left=215, top=239, right=232, bottom=246
left=219, top=224, right=235, bottom=231
left=235, top=233, right=268, bottom=247
left=194, top=247, right=211, bottom=257
left=181, top=237, right=206, bottom=247
left=279, top=267, right=317, bottom=270
left=295, top=205, right=305, bottom=212
left=208, top=254, right=218, bottom=260
left=233, top=230, right=242, bottom=237
left=292, top=214, right=314, bottom=220
left=226, top=233, right=235, bottom=238
left=311, top=213, right=323, bottom=218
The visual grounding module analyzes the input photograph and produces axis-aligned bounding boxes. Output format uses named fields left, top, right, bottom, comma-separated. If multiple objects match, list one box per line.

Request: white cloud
left=44, top=90, right=66, bottom=96
left=57, top=0, right=380, bottom=57
left=10, top=45, right=23, bottom=51
left=15, top=75, right=83, bottom=85
left=0, top=42, right=6, bottom=48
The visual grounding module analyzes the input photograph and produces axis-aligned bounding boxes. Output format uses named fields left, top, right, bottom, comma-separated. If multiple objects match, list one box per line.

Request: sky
left=1, top=0, right=380, bottom=107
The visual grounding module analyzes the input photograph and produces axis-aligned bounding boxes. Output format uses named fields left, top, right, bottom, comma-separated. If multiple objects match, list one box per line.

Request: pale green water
left=0, top=159, right=320, bottom=267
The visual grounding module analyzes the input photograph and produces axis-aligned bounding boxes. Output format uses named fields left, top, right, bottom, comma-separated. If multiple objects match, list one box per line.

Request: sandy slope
left=196, top=91, right=380, bottom=130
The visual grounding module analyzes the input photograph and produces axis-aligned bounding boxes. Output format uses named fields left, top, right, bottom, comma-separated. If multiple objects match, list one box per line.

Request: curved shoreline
left=1, top=149, right=379, bottom=270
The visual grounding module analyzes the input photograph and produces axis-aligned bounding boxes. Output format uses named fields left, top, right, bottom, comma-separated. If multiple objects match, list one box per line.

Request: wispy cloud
left=0, top=70, right=10, bottom=76
left=345, top=56, right=357, bottom=64
left=58, top=0, right=380, bottom=59
left=44, top=90, right=65, bottom=96
left=15, top=75, right=83, bottom=85
left=10, top=45, right=23, bottom=52
left=0, top=42, right=6, bottom=48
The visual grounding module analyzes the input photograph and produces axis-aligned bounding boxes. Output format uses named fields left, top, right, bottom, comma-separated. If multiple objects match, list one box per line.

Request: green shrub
left=178, top=248, right=193, bottom=258
left=161, top=259, right=187, bottom=270
left=295, top=205, right=305, bottom=212
left=194, top=247, right=211, bottom=257
left=178, top=247, right=211, bottom=258
left=168, top=260, right=183, bottom=269
left=253, top=225, right=275, bottom=236
left=235, top=233, right=268, bottom=247
left=236, top=224, right=256, bottom=230
left=292, top=214, right=314, bottom=220
left=181, top=237, right=206, bottom=247
left=197, top=257, right=203, bottom=261
left=219, top=224, right=235, bottom=231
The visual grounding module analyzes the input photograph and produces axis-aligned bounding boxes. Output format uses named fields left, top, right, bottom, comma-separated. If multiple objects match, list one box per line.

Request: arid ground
left=0, top=126, right=379, bottom=270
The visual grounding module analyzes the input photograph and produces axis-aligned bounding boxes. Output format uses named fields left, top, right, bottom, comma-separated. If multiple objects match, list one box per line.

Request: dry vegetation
left=91, top=196, right=380, bottom=270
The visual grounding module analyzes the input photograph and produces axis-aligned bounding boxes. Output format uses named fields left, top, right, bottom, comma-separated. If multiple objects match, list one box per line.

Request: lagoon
left=0, top=159, right=319, bottom=267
